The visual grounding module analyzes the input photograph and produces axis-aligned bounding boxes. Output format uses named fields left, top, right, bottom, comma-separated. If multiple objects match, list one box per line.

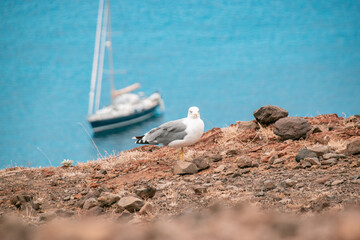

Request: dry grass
left=256, top=123, right=277, bottom=143
left=327, top=138, right=347, bottom=152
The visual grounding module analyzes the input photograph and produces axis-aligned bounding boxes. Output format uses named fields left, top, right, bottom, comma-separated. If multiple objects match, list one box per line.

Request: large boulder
left=274, top=117, right=311, bottom=140
left=253, top=105, right=288, bottom=125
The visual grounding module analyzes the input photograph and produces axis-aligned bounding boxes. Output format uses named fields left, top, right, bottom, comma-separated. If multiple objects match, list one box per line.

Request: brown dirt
left=0, top=113, right=360, bottom=240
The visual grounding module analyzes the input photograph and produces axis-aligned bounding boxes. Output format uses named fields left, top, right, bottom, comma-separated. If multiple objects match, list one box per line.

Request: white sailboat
left=88, top=0, right=164, bottom=133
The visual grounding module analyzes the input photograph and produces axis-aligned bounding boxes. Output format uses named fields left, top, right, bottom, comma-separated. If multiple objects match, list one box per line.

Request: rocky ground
left=0, top=107, right=360, bottom=240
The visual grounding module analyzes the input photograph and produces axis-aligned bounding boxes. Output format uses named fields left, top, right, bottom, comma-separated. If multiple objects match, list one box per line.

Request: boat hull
left=89, top=105, right=159, bottom=133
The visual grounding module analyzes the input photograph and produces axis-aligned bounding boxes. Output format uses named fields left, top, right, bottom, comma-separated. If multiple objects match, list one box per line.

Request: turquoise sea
left=0, top=0, right=359, bottom=169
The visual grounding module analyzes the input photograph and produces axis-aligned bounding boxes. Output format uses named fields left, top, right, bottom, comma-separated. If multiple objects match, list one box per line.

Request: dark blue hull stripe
left=89, top=105, right=159, bottom=128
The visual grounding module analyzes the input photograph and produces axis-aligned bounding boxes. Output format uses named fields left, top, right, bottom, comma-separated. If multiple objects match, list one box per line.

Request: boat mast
left=88, top=0, right=104, bottom=115
left=94, top=0, right=109, bottom=112
left=105, top=0, right=115, bottom=105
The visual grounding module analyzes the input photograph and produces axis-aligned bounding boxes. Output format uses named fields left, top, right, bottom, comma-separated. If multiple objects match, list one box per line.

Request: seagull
left=133, top=106, right=204, bottom=161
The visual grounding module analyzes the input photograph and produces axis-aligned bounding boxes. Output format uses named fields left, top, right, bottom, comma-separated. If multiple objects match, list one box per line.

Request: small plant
left=61, top=159, right=74, bottom=167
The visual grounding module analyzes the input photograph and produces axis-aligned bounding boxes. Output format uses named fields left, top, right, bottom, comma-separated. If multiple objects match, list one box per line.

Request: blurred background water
left=0, top=0, right=359, bottom=169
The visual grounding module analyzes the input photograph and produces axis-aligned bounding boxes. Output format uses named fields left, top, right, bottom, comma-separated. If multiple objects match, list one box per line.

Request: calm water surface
left=0, top=0, right=359, bottom=168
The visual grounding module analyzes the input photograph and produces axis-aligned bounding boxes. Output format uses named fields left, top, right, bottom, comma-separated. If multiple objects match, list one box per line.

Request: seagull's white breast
left=168, top=118, right=204, bottom=148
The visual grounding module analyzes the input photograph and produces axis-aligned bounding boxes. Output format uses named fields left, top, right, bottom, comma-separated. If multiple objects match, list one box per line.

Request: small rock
left=237, top=156, right=254, bottom=168
left=350, top=161, right=360, bottom=168
left=55, top=209, right=74, bottom=218
left=193, top=185, right=208, bottom=195
left=117, top=210, right=133, bottom=223
left=214, top=165, right=226, bottom=173
left=139, top=202, right=154, bottom=216
left=232, top=169, right=250, bottom=178
left=39, top=212, right=57, bottom=222
left=173, top=161, right=198, bottom=175
left=323, top=153, right=346, bottom=160
left=295, top=148, right=318, bottom=162
left=253, top=105, right=288, bottom=125
left=273, top=158, right=285, bottom=165
left=331, top=179, right=344, bottom=186
left=97, top=192, right=120, bottom=207
left=346, top=139, right=360, bottom=155
left=284, top=179, right=297, bottom=187
left=117, top=196, right=144, bottom=212
left=308, top=145, right=330, bottom=156
left=236, top=120, right=259, bottom=130
left=226, top=149, right=239, bottom=157
left=315, top=176, right=333, bottom=184
left=310, top=125, right=329, bottom=134
left=254, top=192, right=265, bottom=197
left=135, top=186, right=156, bottom=200
left=207, top=154, right=222, bottom=162
left=300, top=160, right=312, bottom=168
left=87, top=206, right=103, bottom=216
left=304, top=157, right=321, bottom=166
left=83, top=198, right=97, bottom=210
left=32, top=201, right=41, bottom=211
left=279, top=199, right=292, bottom=205
left=63, top=196, right=70, bottom=201
left=274, top=117, right=312, bottom=140
left=321, top=158, right=337, bottom=165
left=264, top=180, right=276, bottom=191
left=192, top=158, right=210, bottom=171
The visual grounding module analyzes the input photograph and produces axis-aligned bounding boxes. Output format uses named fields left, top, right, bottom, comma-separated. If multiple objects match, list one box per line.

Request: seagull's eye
left=190, top=111, right=193, bottom=113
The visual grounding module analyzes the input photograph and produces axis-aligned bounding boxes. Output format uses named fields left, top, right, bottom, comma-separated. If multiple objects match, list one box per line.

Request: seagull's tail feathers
left=133, top=135, right=149, bottom=144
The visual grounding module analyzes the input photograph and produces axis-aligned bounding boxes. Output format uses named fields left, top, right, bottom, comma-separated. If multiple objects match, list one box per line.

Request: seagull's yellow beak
left=194, top=113, right=199, bottom=118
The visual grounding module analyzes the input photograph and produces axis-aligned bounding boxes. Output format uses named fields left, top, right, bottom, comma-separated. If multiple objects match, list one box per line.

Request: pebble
left=173, top=161, right=198, bottom=175
left=331, top=179, right=344, bottom=186
left=308, top=145, right=330, bottom=156
left=193, top=185, right=208, bottom=195
left=295, top=148, right=318, bottom=162
left=237, top=156, right=254, bottom=168
left=39, top=212, right=57, bottom=222
left=323, top=153, right=346, bottom=160
left=346, top=139, right=360, bottom=155
left=304, top=157, right=321, bottom=166
left=87, top=206, right=103, bottom=216
left=284, top=179, right=297, bottom=187
left=264, top=180, right=276, bottom=191
left=214, top=165, right=226, bottom=173
left=117, top=196, right=144, bottom=212
left=139, top=202, right=154, bottom=216
left=83, top=198, right=97, bottom=210
left=279, top=199, right=292, bottom=205
left=97, top=192, right=120, bottom=207
left=321, top=158, right=337, bottom=165
left=135, top=186, right=156, bottom=200
left=273, top=158, right=285, bottom=165
left=192, top=158, right=210, bottom=171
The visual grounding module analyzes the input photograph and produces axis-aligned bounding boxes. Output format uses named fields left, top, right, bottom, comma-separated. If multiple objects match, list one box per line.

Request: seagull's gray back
left=144, top=119, right=187, bottom=146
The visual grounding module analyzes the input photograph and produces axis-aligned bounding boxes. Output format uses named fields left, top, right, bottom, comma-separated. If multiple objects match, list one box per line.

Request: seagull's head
left=188, top=106, right=200, bottom=119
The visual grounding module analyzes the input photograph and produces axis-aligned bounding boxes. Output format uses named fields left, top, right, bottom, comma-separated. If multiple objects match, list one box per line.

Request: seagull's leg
left=181, top=147, right=184, bottom=161
left=178, top=149, right=181, bottom=161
